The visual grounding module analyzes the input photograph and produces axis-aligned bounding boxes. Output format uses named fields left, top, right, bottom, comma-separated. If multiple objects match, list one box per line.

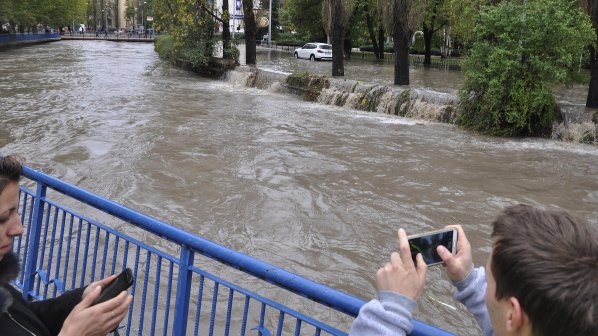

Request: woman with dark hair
left=0, top=155, right=132, bottom=336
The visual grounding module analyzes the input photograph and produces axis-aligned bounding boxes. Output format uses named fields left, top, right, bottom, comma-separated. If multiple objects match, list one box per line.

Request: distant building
left=92, top=0, right=136, bottom=29
left=211, top=0, right=246, bottom=33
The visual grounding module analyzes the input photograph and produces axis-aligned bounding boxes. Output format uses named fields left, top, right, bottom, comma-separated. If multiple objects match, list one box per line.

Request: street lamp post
left=268, top=0, right=272, bottom=47
left=93, top=0, right=97, bottom=31
left=102, top=6, right=108, bottom=30
left=142, top=1, right=147, bottom=32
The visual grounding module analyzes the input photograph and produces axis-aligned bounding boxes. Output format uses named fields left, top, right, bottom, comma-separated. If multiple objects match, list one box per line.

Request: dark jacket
left=0, top=253, right=84, bottom=336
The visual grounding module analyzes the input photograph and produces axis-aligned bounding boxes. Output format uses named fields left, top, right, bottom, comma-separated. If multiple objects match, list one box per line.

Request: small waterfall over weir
left=319, top=79, right=458, bottom=122
left=224, top=67, right=596, bottom=144
left=225, top=67, right=459, bottom=123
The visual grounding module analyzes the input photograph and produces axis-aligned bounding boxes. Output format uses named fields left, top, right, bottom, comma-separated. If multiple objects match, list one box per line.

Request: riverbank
left=61, top=34, right=154, bottom=43
left=225, top=66, right=597, bottom=145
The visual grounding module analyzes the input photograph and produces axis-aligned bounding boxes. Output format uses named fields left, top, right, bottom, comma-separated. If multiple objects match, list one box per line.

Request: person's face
left=0, top=182, right=23, bottom=261
left=485, top=254, right=509, bottom=336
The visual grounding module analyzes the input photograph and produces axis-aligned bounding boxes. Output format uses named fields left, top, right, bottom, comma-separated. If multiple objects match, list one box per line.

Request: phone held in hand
left=407, top=228, right=457, bottom=266
left=92, top=268, right=134, bottom=305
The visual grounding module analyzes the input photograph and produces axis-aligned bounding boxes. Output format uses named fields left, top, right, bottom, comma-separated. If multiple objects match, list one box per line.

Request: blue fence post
left=22, top=181, right=47, bottom=300
left=173, top=245, right=194, bottom=336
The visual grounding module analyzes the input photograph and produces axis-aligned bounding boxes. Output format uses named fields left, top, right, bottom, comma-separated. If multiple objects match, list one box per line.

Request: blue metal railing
left=0, top=33, right=60, bottom=44
left=11, top=164, right=455, bottom=336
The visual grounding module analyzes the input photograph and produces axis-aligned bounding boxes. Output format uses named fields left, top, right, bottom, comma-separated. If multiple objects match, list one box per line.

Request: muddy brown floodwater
left=1, top=40, right=597, bottom=335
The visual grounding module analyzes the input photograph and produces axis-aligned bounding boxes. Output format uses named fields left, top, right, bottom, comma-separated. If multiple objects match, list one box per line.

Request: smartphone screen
left=408, top=229, right=456, bottom=266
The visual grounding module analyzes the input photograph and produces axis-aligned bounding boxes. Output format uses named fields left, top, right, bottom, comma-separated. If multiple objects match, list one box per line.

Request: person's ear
left=506, top=297, right=530, bottom=333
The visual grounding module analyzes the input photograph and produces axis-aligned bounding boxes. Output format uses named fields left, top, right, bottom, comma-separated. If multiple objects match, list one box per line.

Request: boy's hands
left=375, top=228, right=427, bottom=301
left=437, top=224, right=473, bottom=282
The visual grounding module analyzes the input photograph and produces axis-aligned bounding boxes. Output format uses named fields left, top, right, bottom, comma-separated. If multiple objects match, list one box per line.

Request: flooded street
left=1, top=40, right=597, bottom=335
left=250, top=47, right=590, bottom=104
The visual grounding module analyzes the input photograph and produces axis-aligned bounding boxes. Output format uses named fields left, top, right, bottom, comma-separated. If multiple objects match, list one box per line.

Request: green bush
left=154, top=34, right=176, bottom=61
left=223, top=46, right=240, bottom=63
left=286, top=72, right=329, bottom=101
left=180, top=39, right=213, bottom=69
left=232, top=32, right=245, bottom=41
left=359, top=43, right=394, bottom=53
left=276, top=32, right=308, bottom=46
left=457, top=0, right=596, bottom=137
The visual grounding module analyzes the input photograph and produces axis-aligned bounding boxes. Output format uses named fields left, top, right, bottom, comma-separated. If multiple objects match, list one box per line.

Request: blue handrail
left=15, top=164, right=456, bottom=335
left=0, top=33, right=60, bottom=44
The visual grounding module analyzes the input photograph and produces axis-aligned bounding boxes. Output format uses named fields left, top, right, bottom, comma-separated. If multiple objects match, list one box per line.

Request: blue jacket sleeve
left=349, top=291, right=415, bottom=336
left=453, top=267, right=493, bottom=336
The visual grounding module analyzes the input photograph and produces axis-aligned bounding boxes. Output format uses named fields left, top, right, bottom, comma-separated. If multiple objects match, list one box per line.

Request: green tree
left=580, top=0, right=598, bottom=108
left=125, top=3, right=136, bottom=28
left=444, top=0, right=491, bottom=44
left=360, top=0, right=385, bottom=59
left=377, top=0, right=426, bottom=85
left=458, top=0, right=596, bottom=136
left=282, top=0, right=325, bottom=40
left=259, top=0, right=280, bottom=38
left=322, top=0, right=354, bottom=75
left=242, top=0, right=257, bottom=64
left=421, top=0, right=449, bottom=65
left=153, top=0, right=217, bottom=69
left=0, top=0, right=86, bottom=32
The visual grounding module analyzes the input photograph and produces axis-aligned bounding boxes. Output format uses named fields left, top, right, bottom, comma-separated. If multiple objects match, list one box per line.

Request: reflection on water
left=1, top=41, right=597, bottom=335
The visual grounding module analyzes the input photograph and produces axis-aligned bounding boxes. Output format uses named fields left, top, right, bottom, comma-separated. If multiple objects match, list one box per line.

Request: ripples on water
left=1, top=41, right=597, bottom=335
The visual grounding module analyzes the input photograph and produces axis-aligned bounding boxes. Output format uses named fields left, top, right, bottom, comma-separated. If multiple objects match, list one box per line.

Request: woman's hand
left=59, top=283, right=133, bottom=336
left=375, top=228, right=428, bottom=301
left=82, top=275, right=116, bottom=299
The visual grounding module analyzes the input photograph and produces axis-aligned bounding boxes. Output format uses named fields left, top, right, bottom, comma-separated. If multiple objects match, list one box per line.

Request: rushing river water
left=1, top=41, right=598, bottom=335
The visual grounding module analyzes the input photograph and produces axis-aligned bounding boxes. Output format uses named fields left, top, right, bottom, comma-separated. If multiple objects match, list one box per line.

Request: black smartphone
left=93, top=268, right=134, bottom=305
left=407, top=228, right=457, bottom=266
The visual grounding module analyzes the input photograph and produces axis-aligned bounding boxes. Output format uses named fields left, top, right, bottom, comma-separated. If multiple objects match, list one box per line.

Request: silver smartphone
left=407, top=228, right=457, bottom=266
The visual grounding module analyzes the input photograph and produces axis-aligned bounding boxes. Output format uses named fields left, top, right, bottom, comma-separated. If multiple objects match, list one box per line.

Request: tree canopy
left=1, top=0, right=86, bottom=32
left=458, top=0, right=596, bottom=136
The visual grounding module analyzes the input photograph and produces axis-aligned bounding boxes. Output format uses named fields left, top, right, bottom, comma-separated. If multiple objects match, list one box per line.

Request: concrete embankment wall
left=225, top=67, right=598, bottom=145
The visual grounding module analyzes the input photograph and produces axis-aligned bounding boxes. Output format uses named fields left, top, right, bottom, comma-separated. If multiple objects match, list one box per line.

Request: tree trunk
left=423, top=0, right=440, bottom=66
left=222, top=0, right=231, bottom=58
left=101, top=0, right=105, bottom=30
left=423, top=23, right=433, bottom=66
left=364, top=7, right=380, bottom=60
left=393, top=0, right=410, bottom=85
left=243, top=0, right=256, bottom=65
left=331, top=0, right=344, bottom=76
left=587, top=5, right=598, bottom=108
left=587, top=45, right=598, bottom=108
left=377, top=25, right=385, bottom=59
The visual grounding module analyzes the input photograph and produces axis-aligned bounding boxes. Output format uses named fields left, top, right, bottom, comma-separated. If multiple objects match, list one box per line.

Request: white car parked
left=294, top=43, right=332, bottom=61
